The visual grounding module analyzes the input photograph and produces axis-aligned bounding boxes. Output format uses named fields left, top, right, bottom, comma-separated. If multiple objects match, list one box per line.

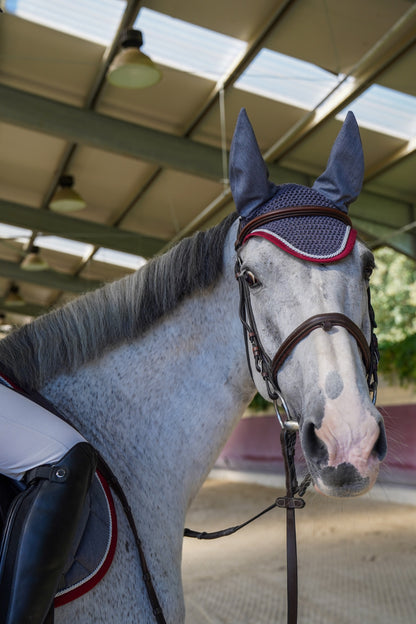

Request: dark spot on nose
left=325, top=370, right=344, bottom=400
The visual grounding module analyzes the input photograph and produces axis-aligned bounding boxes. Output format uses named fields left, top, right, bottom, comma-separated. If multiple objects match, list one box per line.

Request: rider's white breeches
left=0, top=383, right=86, bottom=481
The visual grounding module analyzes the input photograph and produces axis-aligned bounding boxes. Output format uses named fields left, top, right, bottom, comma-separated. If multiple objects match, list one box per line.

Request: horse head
left=230, top=109, right=387, bottom=497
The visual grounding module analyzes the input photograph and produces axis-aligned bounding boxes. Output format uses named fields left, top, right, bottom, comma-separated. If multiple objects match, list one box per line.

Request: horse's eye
left=244, top=270, right=260, bottom=287
left=363, top=253, right=375, bottom=282
left=364, top=266, right=373, bottom=282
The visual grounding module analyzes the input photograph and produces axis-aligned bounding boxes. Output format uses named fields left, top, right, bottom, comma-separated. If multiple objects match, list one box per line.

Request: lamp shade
left=49, top=175, right=86, bottom=213
left=0, top=313, right=13, bottom=335
left=5, top=285, right=25, bottom=307
left=107, top=30, right=162, bottom=89
left=21, top=246, right=49, bottom=271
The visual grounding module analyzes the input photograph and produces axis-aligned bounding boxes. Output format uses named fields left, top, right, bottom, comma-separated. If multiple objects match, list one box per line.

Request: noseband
left=271, top=312, right=372, bottom=390
left=235, top=209, right=379, bottom=425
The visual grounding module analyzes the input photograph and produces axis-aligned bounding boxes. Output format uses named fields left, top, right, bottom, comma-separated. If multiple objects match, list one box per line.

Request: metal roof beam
left=364, top=137, right=416, bottom=183
left=0, top=299, right=47, bottom=317
left=0, top=258, right=102, bottom=293
left=352, top=216, right=416, bottom=258
left=351, top=191, right=414, bottom=228
left=263, top=5, right=416, bottom=163
left=0, top=199, right=164, bottom=257
left=351, top=195, right=416, bottom=258
left=0, top=84, right=225, bottom=181
left=0, top=83, right=414, bottom=212
left=0, top=84, right=414, bottom=253
left=0, top=83, right=361, bottom=187
left=0, top=170, right=412, bottom=260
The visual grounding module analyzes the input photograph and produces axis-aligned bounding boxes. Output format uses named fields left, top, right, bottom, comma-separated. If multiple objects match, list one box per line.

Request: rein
left=184, top=431, right=310, bottom=624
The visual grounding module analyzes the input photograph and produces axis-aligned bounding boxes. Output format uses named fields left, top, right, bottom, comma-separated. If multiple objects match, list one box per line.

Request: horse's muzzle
left=300, top=416, right=387, bottom=497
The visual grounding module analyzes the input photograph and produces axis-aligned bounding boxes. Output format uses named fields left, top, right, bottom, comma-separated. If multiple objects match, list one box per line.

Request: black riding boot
left=0, top=442, right=96, bottom=624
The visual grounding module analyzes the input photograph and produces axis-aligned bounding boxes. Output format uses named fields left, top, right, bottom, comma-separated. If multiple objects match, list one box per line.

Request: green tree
left=249, top=246, right=416, bottom=410
left=371, top=247, right=416, bottom=343
left=371, top=247, right=416, bottom=384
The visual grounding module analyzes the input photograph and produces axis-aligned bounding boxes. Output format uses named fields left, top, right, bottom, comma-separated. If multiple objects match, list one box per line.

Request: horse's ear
left=312, top=111, right=364, bottom=213
left=229, top=108, right=277, bottom=218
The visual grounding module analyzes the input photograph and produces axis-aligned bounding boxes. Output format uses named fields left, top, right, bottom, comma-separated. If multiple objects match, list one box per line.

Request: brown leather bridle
left=235, top=208, right=379, bottom=414
left=234, top=208, right=379, bottom=624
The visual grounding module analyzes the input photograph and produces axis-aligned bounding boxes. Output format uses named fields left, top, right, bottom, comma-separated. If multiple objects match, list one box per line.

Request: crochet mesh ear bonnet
left=229, top=109, right=364, bottom=263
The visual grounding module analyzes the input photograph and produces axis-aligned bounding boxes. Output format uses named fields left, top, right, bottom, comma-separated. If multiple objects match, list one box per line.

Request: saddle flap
left=0, top=471, right=117, bottom=608
left=55, top=471, right=117, bottom=606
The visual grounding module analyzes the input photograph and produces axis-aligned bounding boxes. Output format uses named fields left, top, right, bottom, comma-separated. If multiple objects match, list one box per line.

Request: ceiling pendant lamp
left=21, top=246, right=49, bottom=271
left=107, top=30, right=162, bottom=89
left=0, top=313, right=13, bottom=335
left=49, top=175, right=87, bottom=213
left=5, top=284, right=25, bottom=307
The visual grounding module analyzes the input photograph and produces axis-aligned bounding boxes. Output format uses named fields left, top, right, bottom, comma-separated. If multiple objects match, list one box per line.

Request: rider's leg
left=0, top=442, right=96, bottom=624
left=0, top=383, right=96, bottom=624
left=0, top=383, right=85, bottom=481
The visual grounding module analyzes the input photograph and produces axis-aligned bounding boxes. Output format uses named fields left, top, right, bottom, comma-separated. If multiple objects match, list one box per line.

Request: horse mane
left=0, top=213, right=238, bottom=392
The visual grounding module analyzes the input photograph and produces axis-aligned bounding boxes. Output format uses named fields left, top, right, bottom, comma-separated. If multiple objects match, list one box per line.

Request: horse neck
left=41, top=220, right=254, bottom=531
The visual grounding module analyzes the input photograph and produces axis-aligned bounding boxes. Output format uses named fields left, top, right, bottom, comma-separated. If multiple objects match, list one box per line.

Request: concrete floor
left=182, top=471, right=416, bottom=624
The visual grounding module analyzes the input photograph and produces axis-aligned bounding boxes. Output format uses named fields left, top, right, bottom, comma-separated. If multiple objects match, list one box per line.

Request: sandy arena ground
left=182, top=474, right=416, bottom=624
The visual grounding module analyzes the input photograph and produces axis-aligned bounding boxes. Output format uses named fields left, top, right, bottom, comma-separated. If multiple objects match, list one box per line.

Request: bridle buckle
left=273, top=393, right=299, bottom=431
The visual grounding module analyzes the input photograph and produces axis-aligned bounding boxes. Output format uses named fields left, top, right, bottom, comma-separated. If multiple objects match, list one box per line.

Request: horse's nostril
left=373, top=421, right=388, bottom=461
left=302, top=422, right=328, bottom=465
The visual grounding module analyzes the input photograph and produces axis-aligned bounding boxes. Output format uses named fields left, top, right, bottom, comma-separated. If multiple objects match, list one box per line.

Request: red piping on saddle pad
left=0, top=372, right=19, bottom=390
left=54, top=471, right=118, bottom=607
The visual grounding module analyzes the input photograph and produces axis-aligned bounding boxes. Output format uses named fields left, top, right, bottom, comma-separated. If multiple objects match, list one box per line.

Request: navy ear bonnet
left=230, top=109, right=364, bottom=263
left=240, top=182, right=356, bottom=262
